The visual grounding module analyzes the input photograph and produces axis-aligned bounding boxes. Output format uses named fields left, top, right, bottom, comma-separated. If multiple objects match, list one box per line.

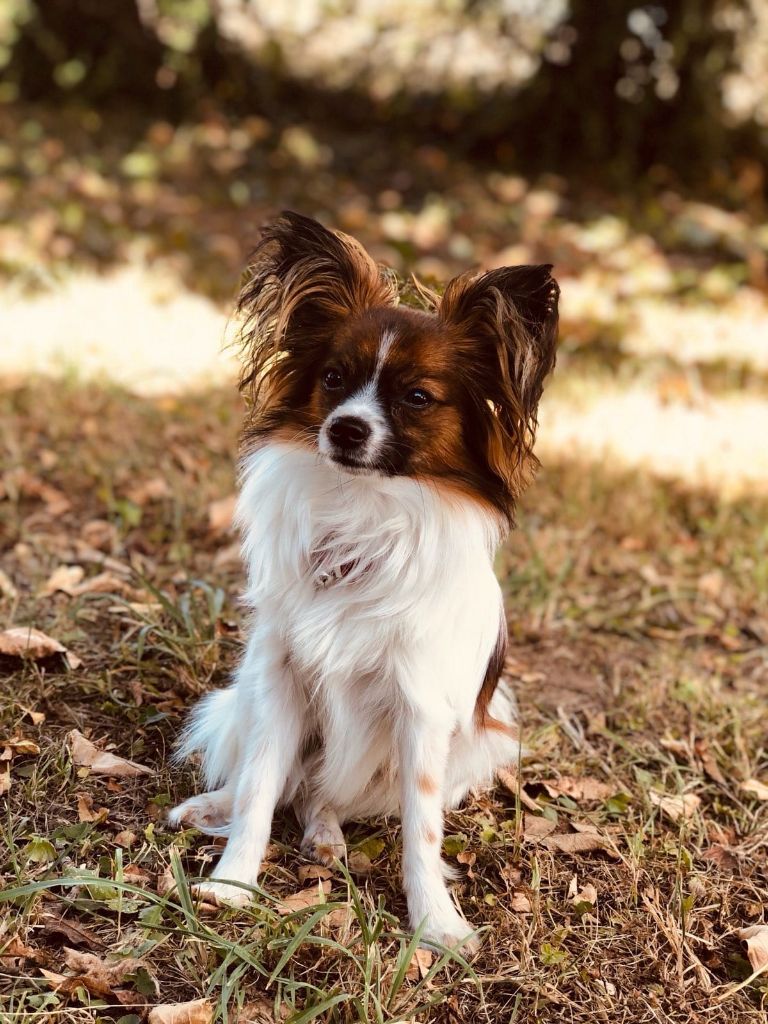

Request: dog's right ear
left=238, top=211, right=398, bottom=395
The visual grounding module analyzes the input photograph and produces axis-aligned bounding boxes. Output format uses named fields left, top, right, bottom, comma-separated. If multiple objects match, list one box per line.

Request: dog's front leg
left=398, top=705, right=478, bottom=952
left=198, top=636, right=304, bottom=906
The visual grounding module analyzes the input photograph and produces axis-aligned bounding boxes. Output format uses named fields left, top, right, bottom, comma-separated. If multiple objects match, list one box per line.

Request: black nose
left=328, top=416, right=371, bottom=449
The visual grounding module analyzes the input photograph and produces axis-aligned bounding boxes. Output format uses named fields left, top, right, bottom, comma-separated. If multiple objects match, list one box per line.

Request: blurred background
left=2, top=0, right=768, bottom=490
left=2, top=8, right=768, bottom=1016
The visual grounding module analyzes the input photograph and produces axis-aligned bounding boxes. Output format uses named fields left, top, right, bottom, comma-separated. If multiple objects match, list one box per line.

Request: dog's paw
left=192, top=878, right=253, bottom=909
left=301, top=815, right=346, bottom=867
left=418, top=913, right=481, bottom=956
left=167, top=791, right=233, bottom=834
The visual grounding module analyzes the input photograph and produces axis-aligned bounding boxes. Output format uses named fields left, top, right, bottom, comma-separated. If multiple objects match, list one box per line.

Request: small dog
left=169, top=211, right=559, bottom=949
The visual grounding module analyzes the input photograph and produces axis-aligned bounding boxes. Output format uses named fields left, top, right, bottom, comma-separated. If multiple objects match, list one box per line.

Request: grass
left=1, top=377, right=766, bottom=1023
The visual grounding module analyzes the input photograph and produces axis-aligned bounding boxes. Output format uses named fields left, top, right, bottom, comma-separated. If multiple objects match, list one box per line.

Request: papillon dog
left=169, top=211, right=559, bottom=950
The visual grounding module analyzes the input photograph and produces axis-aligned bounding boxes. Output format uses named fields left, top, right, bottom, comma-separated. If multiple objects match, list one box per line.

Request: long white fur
left=170, top=439, right=519, bottom=947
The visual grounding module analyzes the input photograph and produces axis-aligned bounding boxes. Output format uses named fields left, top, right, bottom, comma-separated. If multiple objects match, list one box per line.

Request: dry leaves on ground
left=68, top=729, right=153, bottom=777
left=739, top=778, right=768, bottom=801
left=148, top=998, right=214, bottom=1024
left=41, top=947, right=144, bottom=1000
left=276, top=880, right=332, bottom=915
left=738, top=925, right=768, bottom=977
left=0, top=626, right=81, bottom=668
left=208, top=494, right=237, bottom=534
left=38, top=564, right=85, bottom=596
left=77, top=793, right=109, bottom=823
left=649, top=790, right=702, bottom=822
left=542, top=776, right=613, bottom=802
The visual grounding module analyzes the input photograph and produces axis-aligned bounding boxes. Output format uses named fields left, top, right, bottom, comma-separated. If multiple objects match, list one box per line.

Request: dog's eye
left=403, top=388, right=434, bottom=409
left=322, top=368, right=344, bottom=391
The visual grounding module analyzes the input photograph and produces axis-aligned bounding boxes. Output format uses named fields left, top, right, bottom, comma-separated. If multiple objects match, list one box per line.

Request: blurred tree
left=1, top=0, right=765, bottom=192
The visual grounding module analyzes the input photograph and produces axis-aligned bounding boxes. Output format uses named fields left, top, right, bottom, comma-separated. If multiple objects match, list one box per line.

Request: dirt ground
left=1, top=104, right=767, bottom=1022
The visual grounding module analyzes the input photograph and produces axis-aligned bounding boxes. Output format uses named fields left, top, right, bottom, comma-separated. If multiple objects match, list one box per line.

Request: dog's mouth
left=327, top=450, right=380, bottom=474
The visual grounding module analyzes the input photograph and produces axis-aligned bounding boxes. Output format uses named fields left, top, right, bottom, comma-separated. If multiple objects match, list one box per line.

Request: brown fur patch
left=417, top=773, right=438, bottom=795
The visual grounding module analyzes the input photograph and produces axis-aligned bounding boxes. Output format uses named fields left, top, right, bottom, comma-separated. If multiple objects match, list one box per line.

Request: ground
left=0, top=104, right=767, bottom=1023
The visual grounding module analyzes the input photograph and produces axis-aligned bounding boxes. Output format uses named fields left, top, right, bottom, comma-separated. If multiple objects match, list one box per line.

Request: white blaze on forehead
left=372, top=327, right=398, bottom=385
left=318, top=328, right=400, bottom=467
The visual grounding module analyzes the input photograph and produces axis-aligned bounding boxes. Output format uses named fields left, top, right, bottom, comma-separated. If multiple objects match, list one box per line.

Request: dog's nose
left=328, top=416, right=371, bottom=448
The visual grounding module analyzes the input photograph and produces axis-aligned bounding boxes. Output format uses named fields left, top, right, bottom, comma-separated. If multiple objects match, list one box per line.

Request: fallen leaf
left=123, top=864, right=153, bottom=887
left=77, top=793, right=109, bottom=823
left=296, top=864, right=333, bottom=884
left=149, top=998, right=214, bottom=1024
left=510, top=891, right=532, bottom=913
left=68, top=729, right=153, bottom=778
left=694, top=737, right=726, bottom=785
left=739, top=779, right=768, bottom=801
left=570, top=882, right=598, bottom=907
left=738, top=925, right=768, bottom=976
left=0, top=767, right=10, bottom=795
left=19, top=705, right=45, bottom=725
left=277, top=880, right=331, bottom=915
left=0, top=735, right=41, bottom=759
left=69, top=571, right=132, bottom=597
left=0, top=626, right=69, bottom=662
left=114, top=829, right=137, bottom=848
left=0, top=568, right=17, bottom=599
left=649, top=791, right=701, bottom=822
left=128, top=477, right=171, bottom=505
left=348, top=850, right=372, bottom=875
left=1, top=935, right=38, bottom=961
left=39, top=912, right=103, bottom=949
left=543, top=832, right=619, bottom=858
left=405, top=946, right=434, bottom=981
left=523, top=813, right=556, bottom=842
left=45, top=947, right=144, bottom=997
left=542, top=776, right=613, bottom=802
left=38, top=565, right=85, bottom=597
left=208, top=494, right=237, bottom=534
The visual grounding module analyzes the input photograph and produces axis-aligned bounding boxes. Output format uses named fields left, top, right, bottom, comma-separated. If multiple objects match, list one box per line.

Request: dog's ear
left=438, top=264, right=559, bottom=500
left=238, top=211, right=398, bottom=395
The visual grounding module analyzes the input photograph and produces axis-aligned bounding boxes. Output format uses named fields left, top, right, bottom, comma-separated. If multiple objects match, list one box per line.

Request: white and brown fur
left=169, top=211, right=559, bottom=950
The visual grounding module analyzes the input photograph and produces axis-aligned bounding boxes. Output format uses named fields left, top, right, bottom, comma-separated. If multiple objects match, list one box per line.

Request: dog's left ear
left=438, top=264, right=559, bottom=497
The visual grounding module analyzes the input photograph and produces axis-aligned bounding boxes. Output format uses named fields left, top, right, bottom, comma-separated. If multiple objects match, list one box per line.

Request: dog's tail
left=174, top=685, right=239, bottom=790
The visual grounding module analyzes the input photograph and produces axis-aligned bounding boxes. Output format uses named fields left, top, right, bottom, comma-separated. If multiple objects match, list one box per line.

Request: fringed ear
left=439, top=264, right=559, bottom=503
left=237, top=211, right=398, bottom=397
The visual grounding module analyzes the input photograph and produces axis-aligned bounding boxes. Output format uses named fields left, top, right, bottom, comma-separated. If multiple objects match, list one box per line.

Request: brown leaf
left=296, top=864, right=333, bottom=884
left=542, top=776, right=613, bottom=802
left=739, top=778, right=768, bottom=801
left=39, top=912, right=103, bottom=949
left=50, top=947, right=143, bottom=997
left=68, top=729, right=153, bottom=778
left=0, top=735, right=41, bottom=759
left=77, top=793, right=109, bottom=823
left=510, top=891, right=532, bottom=913
left=114, top=829, right=137, bottom=848
left=0, top=626, right=67, bottom=661
left=543, top=831, right=619, bottom=858
left=523, top=813, right=556, bottom=842
left=569, top=880, right=598, bottom=907
left=127, top=477, right=171, bottom=505
left=69, top=571, right=132, bottom=597
left=347, top=850, right=372, bottom=875
left=19, top=704, right=45, bottom=725
left=693, top=737, right=726, bottom=785
left=38, top=565, right=85, bottom=597
left=1, top=935, right=38, bottom=961
left=123, top=864, right=152, bottom=887
left=649, top=790, right=701, bottom=822
left=405, top=947, right=434, bottom=981
left=276, top=880, right=331, bottom=915
left=148, top=998, right=214, bottom=1024
left=0, top=568, right=18, bottom=599
left=0, top=767, right=10, bottom=795
left=208, top=494, right=237, bottom=534
left=738, top=925, right=768, bottom=976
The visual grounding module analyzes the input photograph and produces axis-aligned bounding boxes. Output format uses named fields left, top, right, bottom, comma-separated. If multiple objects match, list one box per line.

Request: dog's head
left=238, top=211, right=559, bottom=521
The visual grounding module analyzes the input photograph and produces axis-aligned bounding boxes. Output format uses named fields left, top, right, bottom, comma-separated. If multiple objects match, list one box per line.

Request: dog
left=169, top=211, right=559, bottom=950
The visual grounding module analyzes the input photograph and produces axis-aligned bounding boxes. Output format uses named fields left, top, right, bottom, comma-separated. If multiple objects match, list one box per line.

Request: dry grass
left=1, top=378, right=766, bottom=1023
